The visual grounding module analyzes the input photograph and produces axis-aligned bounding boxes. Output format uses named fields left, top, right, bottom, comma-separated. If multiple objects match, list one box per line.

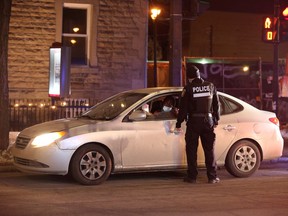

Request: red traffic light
left=283, top=7, right=288, bottom=20
left=281, top=7, right=288, bottom=41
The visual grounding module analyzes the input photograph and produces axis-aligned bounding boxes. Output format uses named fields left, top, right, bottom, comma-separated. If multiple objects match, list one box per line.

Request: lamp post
left=151, top=8, right=161, bottom=87
left=273, top=0, right=280, bottom=115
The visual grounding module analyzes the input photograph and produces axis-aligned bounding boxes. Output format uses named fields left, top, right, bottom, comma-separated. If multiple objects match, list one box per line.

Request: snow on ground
left=8, top=132, right=20, bottom=149
left=0, top=132, right=19, bottom=164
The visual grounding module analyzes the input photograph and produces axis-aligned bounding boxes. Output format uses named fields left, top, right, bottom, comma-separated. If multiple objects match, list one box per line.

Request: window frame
left=63, top=3, right=91, bottom=66
left=55, top=2, right=93, bottom=67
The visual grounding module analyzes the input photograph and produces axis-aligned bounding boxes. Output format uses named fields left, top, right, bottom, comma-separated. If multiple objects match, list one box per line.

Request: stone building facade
left=8, top=0, right=148, bottom=102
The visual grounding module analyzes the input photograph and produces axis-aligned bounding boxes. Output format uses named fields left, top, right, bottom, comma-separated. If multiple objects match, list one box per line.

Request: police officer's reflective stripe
left=193, top=92, right=210, bottom=98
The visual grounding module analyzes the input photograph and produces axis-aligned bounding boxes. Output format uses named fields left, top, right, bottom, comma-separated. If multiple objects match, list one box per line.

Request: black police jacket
left=176, top=78, right=220, bottom=128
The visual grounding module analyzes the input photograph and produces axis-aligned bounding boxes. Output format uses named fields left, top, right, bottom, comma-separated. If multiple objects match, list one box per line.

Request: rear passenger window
left=219, top=95, right=243, bottom=115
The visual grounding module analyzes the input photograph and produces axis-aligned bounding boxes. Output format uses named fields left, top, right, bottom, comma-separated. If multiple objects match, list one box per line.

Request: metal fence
left=9, top=99, right=97, bottom=131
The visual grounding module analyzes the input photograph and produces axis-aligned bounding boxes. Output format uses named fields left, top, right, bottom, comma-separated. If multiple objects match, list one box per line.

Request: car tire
left=70, top=144, right=112, bottom=185
left=225, top=140, right=261, bottom=178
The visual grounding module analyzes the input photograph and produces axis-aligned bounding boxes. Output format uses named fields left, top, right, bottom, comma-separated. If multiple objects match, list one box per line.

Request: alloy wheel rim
left=80, top=151, right=107, bottom=180
left=234, top=146, right=257, bottom=172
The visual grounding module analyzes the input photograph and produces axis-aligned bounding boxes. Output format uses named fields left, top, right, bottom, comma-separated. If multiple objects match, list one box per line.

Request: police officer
left=175, top=65, right=220, bottom=184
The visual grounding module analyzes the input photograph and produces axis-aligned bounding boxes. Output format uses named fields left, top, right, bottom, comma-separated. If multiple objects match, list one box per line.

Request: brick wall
left=8, top=0, right=56, bottom=99
left=8, top=0, right=148, bottom=102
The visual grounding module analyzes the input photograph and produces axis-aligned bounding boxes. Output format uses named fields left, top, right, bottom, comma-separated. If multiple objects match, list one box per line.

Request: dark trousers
left=185, top=116, right=217, bottom=180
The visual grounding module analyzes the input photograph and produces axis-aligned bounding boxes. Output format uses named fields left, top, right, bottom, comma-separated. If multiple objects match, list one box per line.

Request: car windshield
left=80, top=92, right=147, bottom=120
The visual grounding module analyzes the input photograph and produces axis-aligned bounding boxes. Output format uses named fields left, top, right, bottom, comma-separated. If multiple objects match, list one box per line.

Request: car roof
left=122, top=87, right=183, bottom=94
left=121, top=87, right=233, bottom=99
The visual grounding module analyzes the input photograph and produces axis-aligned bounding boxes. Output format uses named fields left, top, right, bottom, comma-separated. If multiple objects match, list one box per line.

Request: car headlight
left=31, top=132, right=66, bottom=148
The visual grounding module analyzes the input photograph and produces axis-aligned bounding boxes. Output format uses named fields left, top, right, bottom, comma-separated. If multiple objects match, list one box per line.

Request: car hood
left=20, top=118, right=103, bottom=137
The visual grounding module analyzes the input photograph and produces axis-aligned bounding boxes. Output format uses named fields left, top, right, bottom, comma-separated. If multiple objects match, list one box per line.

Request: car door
left=121, top=93, right=239, bottom=169
left=121, top=93, right=187, bottom=169
left=192, top=94, right=239, bottom=166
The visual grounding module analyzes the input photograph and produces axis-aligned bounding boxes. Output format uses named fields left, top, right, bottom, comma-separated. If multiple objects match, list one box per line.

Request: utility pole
left=169, top=0, right=182, bottom=86
left=153, top=19, right=157, bottom=87
left=150, top=8, right=161, bottom=87
left=0, top=0, right=12, bottom=150
left=273, top=0, right=280, bottom=116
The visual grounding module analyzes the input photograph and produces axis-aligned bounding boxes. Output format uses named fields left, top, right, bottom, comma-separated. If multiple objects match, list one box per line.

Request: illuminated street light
left=151, top=8, right=161, bottom=20
left=243, top=66, right=249, bottom=72
left=150, top=7, right=161, bottom=87
left=282, top=7, right=288, bottom=18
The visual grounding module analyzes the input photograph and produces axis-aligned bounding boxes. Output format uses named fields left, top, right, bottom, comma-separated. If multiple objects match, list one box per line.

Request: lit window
left=62, top=4, right=91, bottom=65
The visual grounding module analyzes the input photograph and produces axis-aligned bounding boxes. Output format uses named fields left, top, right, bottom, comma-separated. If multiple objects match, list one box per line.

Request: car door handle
left=223, top=125, right=236, bottom=132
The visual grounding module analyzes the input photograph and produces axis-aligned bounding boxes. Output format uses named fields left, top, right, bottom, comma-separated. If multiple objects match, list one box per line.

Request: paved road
left=0, top=162, right=287, bottom=216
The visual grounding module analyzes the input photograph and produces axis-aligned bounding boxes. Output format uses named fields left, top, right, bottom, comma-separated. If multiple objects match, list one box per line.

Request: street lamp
left=151, top=8, right=161, bottom=87
left=151, top=8, right=161, bottom=20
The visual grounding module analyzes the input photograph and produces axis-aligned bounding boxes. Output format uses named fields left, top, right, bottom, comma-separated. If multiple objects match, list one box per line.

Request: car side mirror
left=129, top=110, right=147, bottom=121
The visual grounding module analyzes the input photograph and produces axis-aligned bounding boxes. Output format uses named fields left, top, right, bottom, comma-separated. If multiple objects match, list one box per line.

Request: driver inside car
left=153, top=96, right=178, bottom=119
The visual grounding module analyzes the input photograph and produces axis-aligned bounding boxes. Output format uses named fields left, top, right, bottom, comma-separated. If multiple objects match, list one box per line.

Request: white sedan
left=11, top=87, right=284, bottom=185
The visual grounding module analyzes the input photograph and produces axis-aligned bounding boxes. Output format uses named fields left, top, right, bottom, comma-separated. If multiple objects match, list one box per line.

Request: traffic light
left=282, top=7, right=288, bottom=19
left=280, top=7, right=288, bottom=42
left=262, top=16, right=277, bottom=42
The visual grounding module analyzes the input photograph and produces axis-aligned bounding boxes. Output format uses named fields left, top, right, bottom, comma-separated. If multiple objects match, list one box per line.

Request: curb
left=267, top=156, right=288, bottom=163
left=253, top=155, right=288, bottom=165
left=0, top=163, right=18, bottom=173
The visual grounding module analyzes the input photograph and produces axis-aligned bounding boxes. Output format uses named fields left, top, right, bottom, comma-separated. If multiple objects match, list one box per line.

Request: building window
left=62, top=4, right=91, bottom=66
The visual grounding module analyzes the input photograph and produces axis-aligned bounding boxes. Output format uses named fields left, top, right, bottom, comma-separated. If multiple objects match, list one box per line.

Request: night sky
left=153, top=0, right=288, bottom=21
left=209, top=0, right=287, bottom=14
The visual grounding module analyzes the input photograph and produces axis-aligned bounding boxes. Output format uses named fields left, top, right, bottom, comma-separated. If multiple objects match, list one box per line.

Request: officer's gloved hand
left=174, top=127, right=183, bottom=135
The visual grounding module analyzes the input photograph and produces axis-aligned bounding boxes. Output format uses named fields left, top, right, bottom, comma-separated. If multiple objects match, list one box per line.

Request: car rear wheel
left=70, top=144, right=112, bottom=185
left=225, top=140, right=261, bottom=178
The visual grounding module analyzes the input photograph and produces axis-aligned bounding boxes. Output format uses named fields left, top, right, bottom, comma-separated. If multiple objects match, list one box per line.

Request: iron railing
left=9, top=99, right=97, bottom=131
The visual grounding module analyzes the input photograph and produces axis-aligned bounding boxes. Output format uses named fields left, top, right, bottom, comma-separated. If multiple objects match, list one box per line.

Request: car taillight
left=269, top=117, right=279, bottom=126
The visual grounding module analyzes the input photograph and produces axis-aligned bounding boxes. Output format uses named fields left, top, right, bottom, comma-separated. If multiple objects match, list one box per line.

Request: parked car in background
left=11, top=87, right=284, bottom=185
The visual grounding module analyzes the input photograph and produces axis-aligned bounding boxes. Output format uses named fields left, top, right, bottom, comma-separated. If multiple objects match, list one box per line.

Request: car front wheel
left=225, top=140, right=261, bottom=178
left=70, top=144, right=112, bottom=185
